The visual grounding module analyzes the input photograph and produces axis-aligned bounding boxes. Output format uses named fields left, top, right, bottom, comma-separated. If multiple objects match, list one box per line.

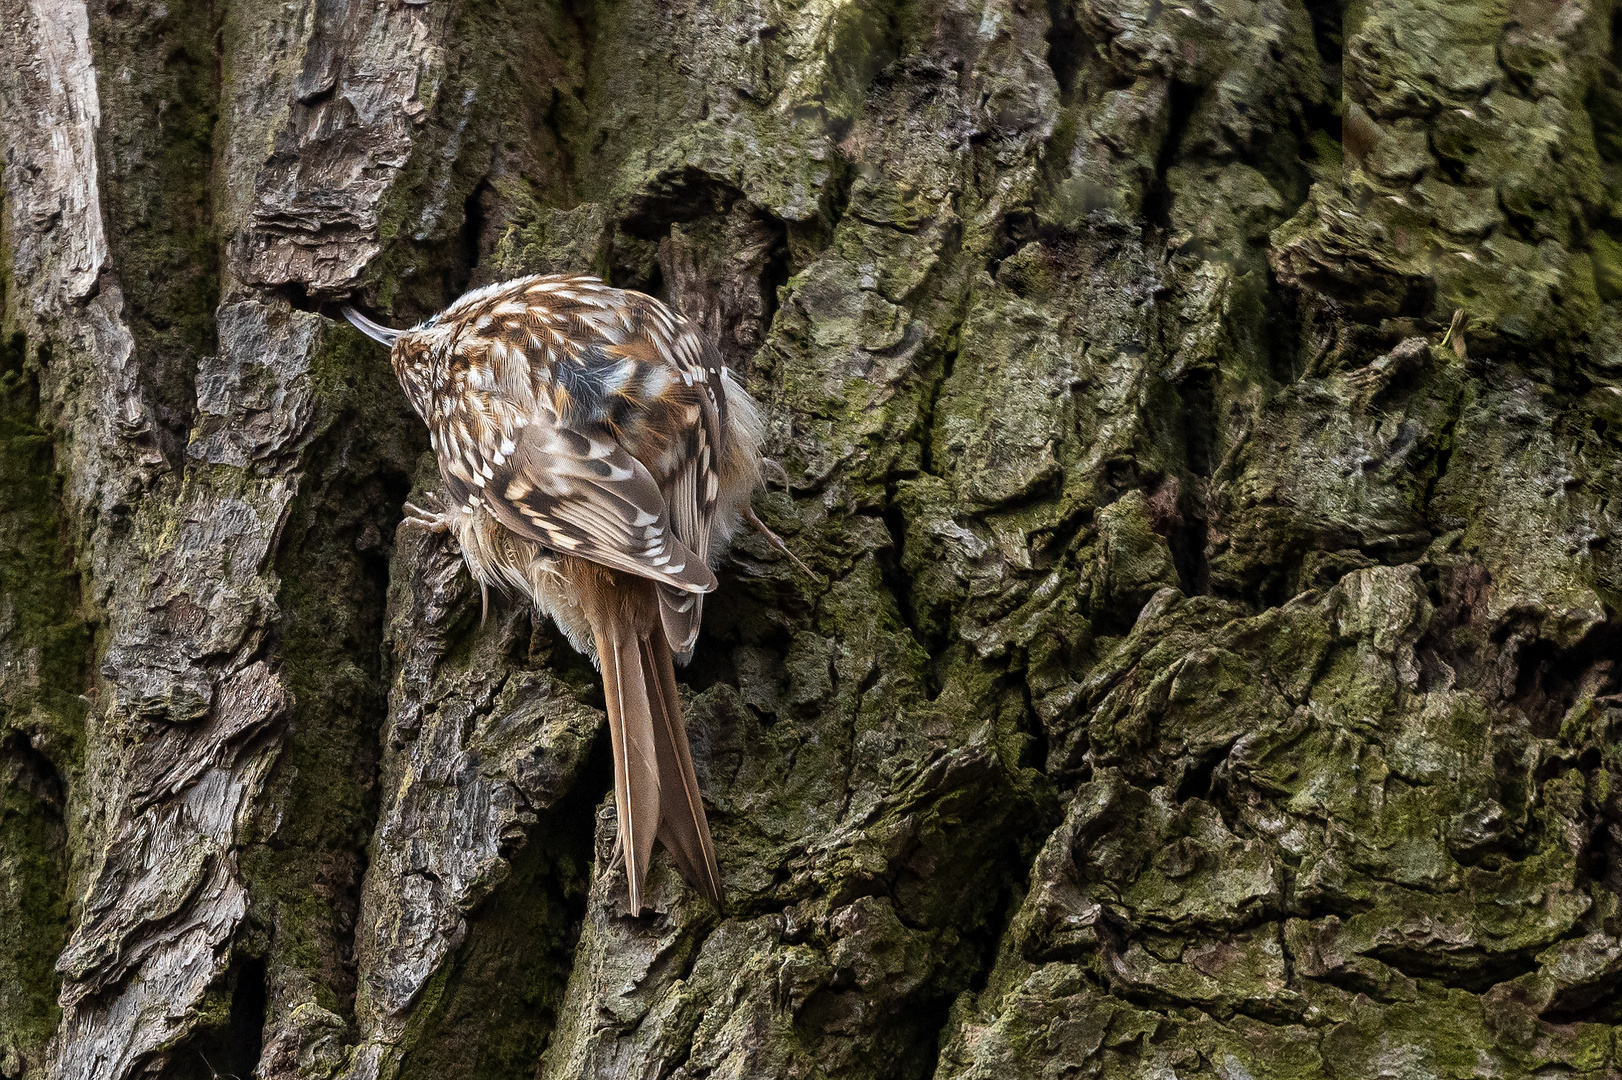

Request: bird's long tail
left=643, top=632, right=723, bottom=906
left=594, top=614, right=722, bottom=914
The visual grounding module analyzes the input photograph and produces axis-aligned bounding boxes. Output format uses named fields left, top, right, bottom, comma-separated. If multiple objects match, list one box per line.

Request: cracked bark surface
left=5, top=0, right=1622, bottom=1077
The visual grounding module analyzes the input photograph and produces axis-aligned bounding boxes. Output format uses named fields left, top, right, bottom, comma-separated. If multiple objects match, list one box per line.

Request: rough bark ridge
left=4, top=0, right=1622, bottom=1076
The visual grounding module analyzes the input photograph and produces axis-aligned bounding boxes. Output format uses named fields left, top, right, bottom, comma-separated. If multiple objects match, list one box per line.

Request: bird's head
left=342, top=305, right=459, bottom=420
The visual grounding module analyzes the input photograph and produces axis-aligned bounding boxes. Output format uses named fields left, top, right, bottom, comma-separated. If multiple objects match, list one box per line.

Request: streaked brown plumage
left=345, top=273, right=767, bottom=913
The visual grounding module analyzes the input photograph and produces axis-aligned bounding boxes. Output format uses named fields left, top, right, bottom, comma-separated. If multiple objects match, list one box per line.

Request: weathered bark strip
left=49, top=299, right=317, bottom=1078
left=237, top=0, right=453, bottom=295
left=2, top=0, right=164, bottom=490
left=3, top=0, right=442, bottom=1071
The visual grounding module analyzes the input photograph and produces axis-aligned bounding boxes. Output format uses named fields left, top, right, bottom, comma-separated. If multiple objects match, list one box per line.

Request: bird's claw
left=761, top=457, right=793, bottom=491
left=601, top=834, right=625, bottom=885
left=744, top=505, right=819, bottom=580
left=402, top=494, right=453, bottom=534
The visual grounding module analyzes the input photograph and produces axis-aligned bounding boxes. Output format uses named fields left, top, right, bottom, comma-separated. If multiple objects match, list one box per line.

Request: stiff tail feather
left=595, top=619, right=723, bottom=913
left=596, top=624, right=660, bottom=914
left=643, top=634, right=723, bottom=905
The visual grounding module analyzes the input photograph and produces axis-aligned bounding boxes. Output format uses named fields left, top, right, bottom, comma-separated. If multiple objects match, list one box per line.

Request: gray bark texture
left=4, top=0, right=1622, bottom=1076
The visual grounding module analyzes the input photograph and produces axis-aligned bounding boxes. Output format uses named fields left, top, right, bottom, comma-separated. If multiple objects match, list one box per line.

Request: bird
left=343, top=273, right=800, bottom=914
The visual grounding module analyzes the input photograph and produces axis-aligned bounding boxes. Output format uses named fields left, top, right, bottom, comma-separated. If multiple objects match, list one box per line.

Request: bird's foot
left=600, top=834, right=626, bottom=888
left=761, top=457, right=793, bottom=491
left=402, top=493, right=454, bottom=534
left=744, top=505, right=818, bottom=580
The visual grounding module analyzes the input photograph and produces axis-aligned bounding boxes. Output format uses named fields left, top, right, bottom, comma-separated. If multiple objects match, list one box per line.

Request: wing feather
left=470, top=421, right=717, bottom=594
left=655, top=343, right=729, bottom=656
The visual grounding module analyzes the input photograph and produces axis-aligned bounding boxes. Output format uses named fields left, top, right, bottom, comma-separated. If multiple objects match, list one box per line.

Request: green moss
left=0, top=314, right=88, bottom=1076
left=489, top=198, right=611, bottom=280
left=1592, top=231, right=1622, bottom=302
left=0, top=330, right=90, bottom=761
left=0, top=744, right=70, bottom=1078
left=1093, top=492, right=1180, bottom=620
left=393, top=805, right=591, bottom=1080
left=89, top=0, right=221, bottom=445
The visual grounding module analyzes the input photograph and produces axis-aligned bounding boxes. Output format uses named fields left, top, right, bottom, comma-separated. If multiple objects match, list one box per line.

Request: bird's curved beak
left=342, top=305, right=403, bottom=347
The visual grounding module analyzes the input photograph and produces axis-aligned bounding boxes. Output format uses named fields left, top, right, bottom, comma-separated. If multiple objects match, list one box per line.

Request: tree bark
left=4, top=0, right=1622, bottom=1077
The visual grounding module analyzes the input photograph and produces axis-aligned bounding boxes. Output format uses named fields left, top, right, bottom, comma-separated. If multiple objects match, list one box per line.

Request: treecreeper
left=345, top=273, right=792, bottom=915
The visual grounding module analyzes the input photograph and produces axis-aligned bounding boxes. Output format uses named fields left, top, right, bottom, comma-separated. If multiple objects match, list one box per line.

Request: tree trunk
left=4, top=0, right=1622, bottom=1076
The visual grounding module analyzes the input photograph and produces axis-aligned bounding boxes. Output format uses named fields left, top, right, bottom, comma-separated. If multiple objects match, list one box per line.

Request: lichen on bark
left=4, top=0, right=1622, bottom=1077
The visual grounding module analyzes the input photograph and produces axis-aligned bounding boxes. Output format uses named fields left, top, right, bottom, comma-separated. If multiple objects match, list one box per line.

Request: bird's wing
left=649, top=339, right=730, bottom=654
left=661, top=351, right=728, bottom=556
left=428, top=278, right=726, bottom=602
left=440, top=406, right=718, bottom=595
